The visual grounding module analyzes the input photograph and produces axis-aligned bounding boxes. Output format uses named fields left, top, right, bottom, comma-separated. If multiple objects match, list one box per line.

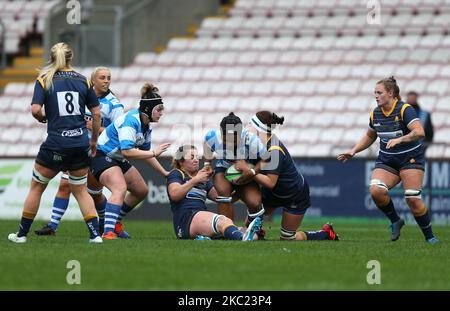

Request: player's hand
left=234, top=160, right=250, bottom=172
left=203, top=164, right=214, bottom=177
left=337, top=150, right=355, bottom=163
left=386, top=138, right=402, bottom=149
left=86, top=119, right=93, bottom=130
left=194, top=169, right=210, bottom=184
left=155, top=143, right=171, bottom=156
left=90, top=140, right=97, bottom=157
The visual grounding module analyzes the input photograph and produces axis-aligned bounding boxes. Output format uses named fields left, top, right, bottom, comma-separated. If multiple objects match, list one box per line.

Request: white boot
left=8, top=233, right=27, bottom=243
left=89, top=236, right=103, bottom=243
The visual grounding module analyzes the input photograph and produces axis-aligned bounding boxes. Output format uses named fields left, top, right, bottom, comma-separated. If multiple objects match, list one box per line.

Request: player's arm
left=254, top=173, right=279, bottom=190
left=121, top=143, right=170, bottom=160
left=203, top=140, right=215, bottom=162
left=386, top=121, right=424, bottom=149
left=337, top=129, right=377, bottom=162
left=386, top=105, right=425, bottom=149
left=351, top=129, right=378, bottom=154
left=168, top=170, right=210, bottom=202
left=31, top=79, right=46, bottom=123
left=88, top=105, right=101, bottom=142
left=144, top=156, right=170, bottom=177
left=31, top=104, right=46, bottom=123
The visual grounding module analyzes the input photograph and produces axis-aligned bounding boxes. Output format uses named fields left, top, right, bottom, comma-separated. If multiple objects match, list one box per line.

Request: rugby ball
left=224, top=164, right=254, bottom=185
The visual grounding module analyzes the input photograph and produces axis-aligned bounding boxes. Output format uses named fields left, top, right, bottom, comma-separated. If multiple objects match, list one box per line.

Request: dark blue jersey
left=369, top=100, right=422, bottom=155
left=167, top=169, right=213, bottom=215
left=31, top=70, right=99, bottom=149
left=260, top=136, right=305, bottom=199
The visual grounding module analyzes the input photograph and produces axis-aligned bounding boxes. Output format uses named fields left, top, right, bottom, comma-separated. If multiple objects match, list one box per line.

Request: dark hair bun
left=273, top=113, right=284, bottom=125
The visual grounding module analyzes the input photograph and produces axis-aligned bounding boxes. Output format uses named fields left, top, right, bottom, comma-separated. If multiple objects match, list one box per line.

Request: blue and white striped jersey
left=85, top=89, right=123, bottom=139
left=98, top=90, right=124, bottom=128
left=97, top=108, right=152, bottom=160
left=204, top=128, right=267, bottom=169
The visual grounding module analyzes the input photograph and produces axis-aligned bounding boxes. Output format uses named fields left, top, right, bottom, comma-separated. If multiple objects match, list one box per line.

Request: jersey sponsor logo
left=105, top=156, right=112, bottom=163
left=61, top=128, right=83, bottom=137
left=378, top=130, right=403, bottom=143
left=53, top=154, right=62, bottom=162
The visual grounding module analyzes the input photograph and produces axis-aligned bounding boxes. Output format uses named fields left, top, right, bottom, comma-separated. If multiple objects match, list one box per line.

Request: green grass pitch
left=0, top=218, right=449, bottom=290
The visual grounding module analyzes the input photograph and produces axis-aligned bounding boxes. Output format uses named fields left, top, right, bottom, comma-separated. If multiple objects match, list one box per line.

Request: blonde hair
left=140, top=82, right=159, bottom=98
left=91, top=66, right=111, bottom=82
left=172, top=145, right=197, bottom=169
left=38, top=42, right=73, bottom=90
left=377, top=76, right=402, bottom=101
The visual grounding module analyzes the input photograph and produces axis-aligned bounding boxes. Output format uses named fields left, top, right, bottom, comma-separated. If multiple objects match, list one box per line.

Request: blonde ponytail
left=38, top=42, right=73, bottom=90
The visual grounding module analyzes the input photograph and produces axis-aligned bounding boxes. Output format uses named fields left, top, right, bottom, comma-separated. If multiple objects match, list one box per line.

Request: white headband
left=140, top=98, right=162, bottom=101
left=250, top=115, right=271, bottom=133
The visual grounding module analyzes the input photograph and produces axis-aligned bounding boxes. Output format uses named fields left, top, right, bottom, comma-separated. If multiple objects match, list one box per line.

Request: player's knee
left=369, top=180, right=388, bottom=200
left=57, top=183, right=71, bottom=197
left=110, top=182, right=127, bottom=199
left=133, top=184, right=149, bottom=201
left=246, top=198, right=262, bottom=210
left=405, top=189, right=423, bottom=208
left=280, top=227, right=297, bottom=240
left=212, top=214, right=228, bottom=234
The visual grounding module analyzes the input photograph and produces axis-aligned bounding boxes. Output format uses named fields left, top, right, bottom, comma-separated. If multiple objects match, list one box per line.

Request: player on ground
left=167, top=145, right=261, bottom=241
left=203, top=112, right=267, bottom=232
left=90, top=83, right=171, bottom=240
left=337, top=76, right=439, bottom=244
left=235, top=111, right=339, bottom=241
left=8, top=42, right=102, bottom=243
left=35, top=67, right=124, bottom=236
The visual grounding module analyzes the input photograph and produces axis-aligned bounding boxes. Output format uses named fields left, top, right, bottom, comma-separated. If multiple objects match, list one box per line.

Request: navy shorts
left=262, top=181, right=311, bottom=215
left=375, top=146, right=425, bottom=176
left=90, top=150, right=132, bottom=181
left=173, top=209, right=201, bottom=239
left=36, top=144, right=91, bottom=172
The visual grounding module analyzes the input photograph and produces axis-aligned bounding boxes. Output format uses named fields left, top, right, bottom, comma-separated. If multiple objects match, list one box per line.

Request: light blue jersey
left=204, top=128, right=267, bottom=169
left=99, top=90, right=124, bottom=128
left=85, top=89, right=124, bottom=139
left=98, top=108, right=152, bottom=160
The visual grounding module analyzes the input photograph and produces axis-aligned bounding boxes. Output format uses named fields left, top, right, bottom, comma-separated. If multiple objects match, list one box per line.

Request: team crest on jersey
left=410, top=158, right=416, bottom=163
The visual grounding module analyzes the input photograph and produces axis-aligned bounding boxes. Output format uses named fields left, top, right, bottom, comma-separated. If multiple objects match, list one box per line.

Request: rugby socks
left=48, top=197, right=69, bottom=230
left=223, top=225, right=243, bottom=240
left=414, top=208, right=435, bottom=240
left=17, top=211, right=36, bottom=237
left=117, top=202, right=134, bottom=222
left=378, top=198, right=400, bottom=224
left=95, top=198, right=106, bottom=233
left=103, top=202, right=121, bottom=234
left=304, top=230, right=329, bottom=240
left=84, top=215, right=100, bottom=239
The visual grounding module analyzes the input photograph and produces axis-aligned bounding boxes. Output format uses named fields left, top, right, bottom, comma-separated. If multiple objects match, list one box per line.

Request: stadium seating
left=0, top=0, right=61, bottom=54
left=0, top=0, right=450, bottom=157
